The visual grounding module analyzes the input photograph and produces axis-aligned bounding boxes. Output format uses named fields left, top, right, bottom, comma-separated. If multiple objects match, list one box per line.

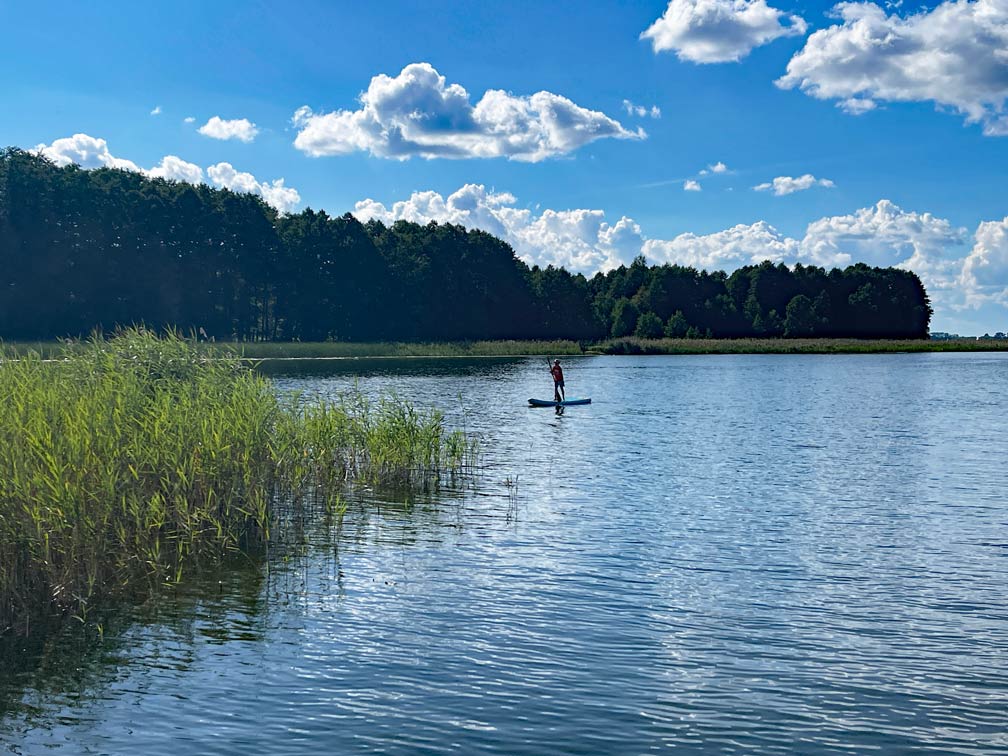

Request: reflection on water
left=3, top=353, right=1008, bottom=755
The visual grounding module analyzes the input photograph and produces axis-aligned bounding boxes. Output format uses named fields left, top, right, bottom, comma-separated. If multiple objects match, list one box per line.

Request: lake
left=2, top=353, right=1006, bottom=755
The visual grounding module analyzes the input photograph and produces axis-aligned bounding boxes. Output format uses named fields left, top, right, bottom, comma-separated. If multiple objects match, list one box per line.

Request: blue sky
left=5, top=0, right=1008, bottom=333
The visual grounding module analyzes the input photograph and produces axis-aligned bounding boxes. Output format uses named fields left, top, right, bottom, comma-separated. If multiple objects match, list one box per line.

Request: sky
left=4, top=0, right=1008, bottom=334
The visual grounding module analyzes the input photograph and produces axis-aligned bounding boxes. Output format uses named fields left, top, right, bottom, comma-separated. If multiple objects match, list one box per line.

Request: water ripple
left=2, top=353, right=1007, bottom=755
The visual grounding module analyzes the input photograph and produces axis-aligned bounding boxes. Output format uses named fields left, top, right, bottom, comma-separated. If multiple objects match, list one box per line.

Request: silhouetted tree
left=0, top=148, right=933, bottom=342
left=634, top=311, right=664, bottom=339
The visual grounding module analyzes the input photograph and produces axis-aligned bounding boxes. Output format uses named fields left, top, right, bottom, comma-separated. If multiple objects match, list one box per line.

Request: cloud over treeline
left=354, top=184, right=1002, bottom=323
left=34, top=133, right=299, bottom=212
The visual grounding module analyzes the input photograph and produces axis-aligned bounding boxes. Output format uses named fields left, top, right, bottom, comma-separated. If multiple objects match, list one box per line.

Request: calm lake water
left=2, top=354, right=1007, bottom=755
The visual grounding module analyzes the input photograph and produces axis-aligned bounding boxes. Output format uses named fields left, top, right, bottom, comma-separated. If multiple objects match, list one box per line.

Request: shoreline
left=5, top=337, right=1007, bottom=361
left=227, top=338, right=1008, bottom=359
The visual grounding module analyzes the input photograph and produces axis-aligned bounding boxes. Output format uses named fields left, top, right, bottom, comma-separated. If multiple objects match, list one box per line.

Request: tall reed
left=0, top=330, right=475, bottom=634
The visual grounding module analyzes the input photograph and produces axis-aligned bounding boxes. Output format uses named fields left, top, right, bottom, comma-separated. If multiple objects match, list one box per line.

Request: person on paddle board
left=550, top=359, right=565, bottom=402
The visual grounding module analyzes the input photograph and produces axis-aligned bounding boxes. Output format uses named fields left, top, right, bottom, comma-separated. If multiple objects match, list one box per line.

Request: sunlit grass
left=0, top=330, right=476, bottom=635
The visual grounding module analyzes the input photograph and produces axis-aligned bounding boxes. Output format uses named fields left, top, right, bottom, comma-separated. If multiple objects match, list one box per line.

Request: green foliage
left=0, top=330, right=475, bottom=634
left=634, top=311, right=664, bottom=339
left=229, top=340, right=585, bottom=358
left=664, top=311, right=689, bottom=338
left=597, top=337, right=1008, bottom=355
left=784, top=294, right=818, bottom=337
left=610, top=298, right=640, bottom=338
left=0, top=148, right=934, bottom=343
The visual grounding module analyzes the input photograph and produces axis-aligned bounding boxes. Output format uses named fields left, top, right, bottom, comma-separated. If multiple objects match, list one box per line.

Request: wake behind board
left=528, top=397, right=591, bottom=407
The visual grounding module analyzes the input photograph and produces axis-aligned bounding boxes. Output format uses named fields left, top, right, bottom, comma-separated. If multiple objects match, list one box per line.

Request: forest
left=0, top=148, right=933, bottom=342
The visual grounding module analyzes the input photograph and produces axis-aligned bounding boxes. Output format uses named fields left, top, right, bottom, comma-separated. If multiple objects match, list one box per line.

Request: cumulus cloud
left=353, top=184, right=643, bottom=272
left=207, top=162, right=301, bottom=213
left=352, top=185, right=808, bottom=274
left=146, top=155, right=204, bottom=184
left=777, top=0, right=1008, bottom=135
left=839, top=97, right=878, bottom=115
left=754, top=174, right=835, bottom=195
left=960, top=217, right=1008, bottom=306
left=648, top=199, right=969, bottom=306
left=184, top=116, right=196, bottom=124
left=33, top=133, right=299, bottom=213
left=800, top=199, right=965, bottom=269
left=150, top=105, right=162, bottom=116
left=641, top=0, right=808, bottom=63
left=700, top=161, right=729, bottom=175
left=35, top=133, right=141, bottom=171
left=292, top=62, right=643, bottom=161
left=684, top=179, right=703, bottom=191
left=645, top=221, right=800, bottom=268
left=198, top=116, right=259, bottom=142
left=800, top=199, right=970, bottom=315
left=622, top=100, right=662, bottom=118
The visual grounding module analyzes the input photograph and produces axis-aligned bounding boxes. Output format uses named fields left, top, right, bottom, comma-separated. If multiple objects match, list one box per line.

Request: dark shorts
left=554, top=380, right=564, bottom=388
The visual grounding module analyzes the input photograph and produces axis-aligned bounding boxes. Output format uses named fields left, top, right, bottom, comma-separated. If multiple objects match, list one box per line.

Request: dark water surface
left=2, top=354, right=1007, bottom=755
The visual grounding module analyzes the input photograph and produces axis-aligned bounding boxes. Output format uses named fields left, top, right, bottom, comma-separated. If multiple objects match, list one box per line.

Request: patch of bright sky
left=2, top=0, right=1007, bottom=333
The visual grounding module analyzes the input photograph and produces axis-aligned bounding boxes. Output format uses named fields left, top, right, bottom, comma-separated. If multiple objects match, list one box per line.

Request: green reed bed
left=597, top=337, right=1008, bottom=355
left=0, top=331, right=475, bottom=635
left=229, top=339, right=585, bottom=359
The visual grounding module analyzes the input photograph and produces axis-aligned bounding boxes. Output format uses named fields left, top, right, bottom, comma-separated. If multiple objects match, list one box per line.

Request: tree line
left=0, top=148, right=932, bottom=342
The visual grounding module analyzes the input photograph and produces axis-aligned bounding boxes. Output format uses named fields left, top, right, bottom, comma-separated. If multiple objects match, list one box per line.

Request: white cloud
left=292, top=62, right=643, bottom=161
left=684, top=179, right=703, bottom=191
left=652, top=200, right=968, bottom=300
left=777, top=0, right=1008, bottom=135
left=33, top=133, right=298, bottom=213
left=150, top=105, right=162, bottom=116
left=839, top=97, right=878, bottom=115
left=754, top=174, right=835, bottom=195
left=645, top=221, right=800, bottom=268
left=184, top=116, right=196, bottom=124
left=354, top=185, right=803, bottom=274
left=800, top=199, right=965, bottom=268
left=960, top=217, right=1008, bottom=306
left=198, top=116, right=259, bottom=142
left=353, top=184, right=642, bottom=272
left=641, top=0, right=808, bottom=63
left=35, top=133, right=141, bottom=171
left=622, top=100, right=662, bottom=118
left=699, top=162, right=728, bottom=176
left=207, top=162, right=301, bottom=213
left=800, top=199, right=969, bottom=317
left=146, top=155, right=204, bottom=184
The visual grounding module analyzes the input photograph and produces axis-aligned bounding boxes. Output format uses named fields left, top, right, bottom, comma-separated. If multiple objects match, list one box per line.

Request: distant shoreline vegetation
left=231, top=337, right=1008, bottom=357
left=3, top=147, right=933, bottom=343
left=594, top=337, right=1008, bottom=355
left=3, top=338, right=1006, bottom=361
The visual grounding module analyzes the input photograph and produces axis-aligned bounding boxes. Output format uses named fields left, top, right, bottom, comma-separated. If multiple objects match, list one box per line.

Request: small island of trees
left=1, top=148, right=932, bottom=343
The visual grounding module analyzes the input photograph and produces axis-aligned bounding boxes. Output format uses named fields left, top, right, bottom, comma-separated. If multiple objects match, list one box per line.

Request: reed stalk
left=0, top=330, right=475, bottom=634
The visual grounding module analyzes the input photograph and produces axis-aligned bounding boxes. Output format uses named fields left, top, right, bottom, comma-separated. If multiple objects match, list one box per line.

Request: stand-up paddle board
left=528, top=397, right=591, bottom=407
